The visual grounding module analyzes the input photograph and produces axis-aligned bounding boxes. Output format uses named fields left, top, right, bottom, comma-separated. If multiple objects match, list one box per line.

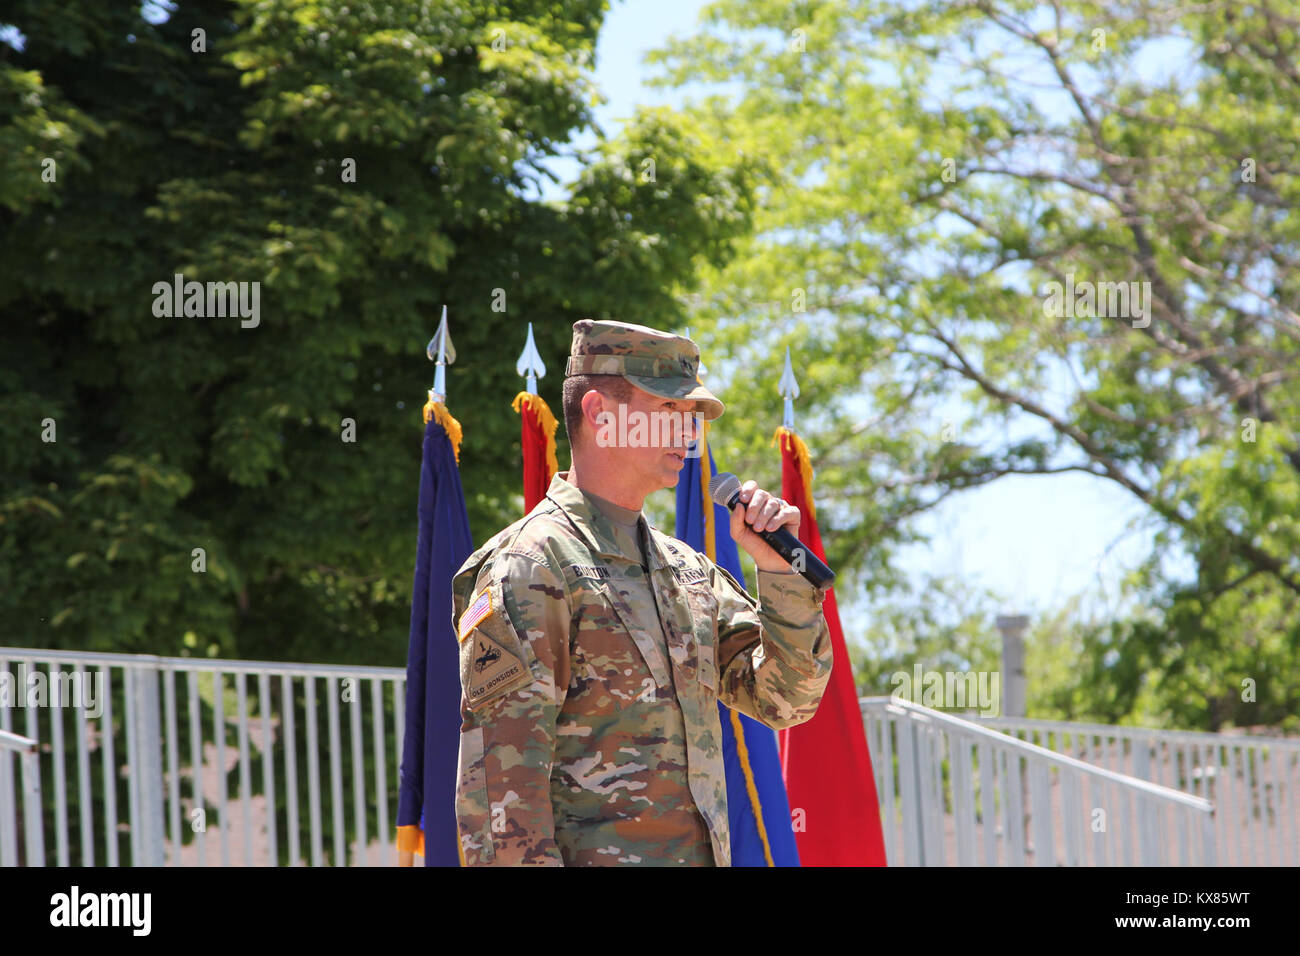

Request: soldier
left=451, top=319, right=832, bottom=866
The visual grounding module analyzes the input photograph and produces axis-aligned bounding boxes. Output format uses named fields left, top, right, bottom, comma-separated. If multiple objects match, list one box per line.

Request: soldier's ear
left=580, top=389, right=610, bottom=437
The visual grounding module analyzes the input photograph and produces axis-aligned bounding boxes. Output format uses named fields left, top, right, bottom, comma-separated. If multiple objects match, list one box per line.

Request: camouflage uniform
left=450, top=321, right=832, bottom=866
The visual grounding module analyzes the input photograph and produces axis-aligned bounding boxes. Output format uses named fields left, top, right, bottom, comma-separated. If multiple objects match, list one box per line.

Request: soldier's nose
left=684, top=411, right=700, bottom=439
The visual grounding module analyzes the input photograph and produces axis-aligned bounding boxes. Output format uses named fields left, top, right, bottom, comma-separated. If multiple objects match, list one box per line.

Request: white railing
left=3, top=647, right=1275, bottom=867
left=0, top=647, right=406, bottom=866
left=861, top=697, right=1217, bottom=865
left=967, top=714, right=1300, bottom=867
left=0, top=729, right=43, bottom=867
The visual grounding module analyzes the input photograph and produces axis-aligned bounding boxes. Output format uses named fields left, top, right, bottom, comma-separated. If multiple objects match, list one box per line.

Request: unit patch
left=465, top=632, right=527, bottom=707
left=458, top=582, right=533, bottom=711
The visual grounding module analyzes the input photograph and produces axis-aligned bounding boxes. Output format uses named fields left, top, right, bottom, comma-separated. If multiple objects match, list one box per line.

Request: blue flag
left=675, top=434, right=801, bottom=867
left=397, top=404, right=473, bottom=865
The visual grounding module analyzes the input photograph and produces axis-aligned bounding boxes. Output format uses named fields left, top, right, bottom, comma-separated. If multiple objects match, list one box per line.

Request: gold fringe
left=511, top=391, right=560, bottom=481
left=396, top=824, right=424, bottom=857
left=729, top=706, right=776, bottom=867
left=423, top=392, right=463, bottom=463
left=700, top=421, right=716, bottom=561
left=771, top=426, right=816, bottom=522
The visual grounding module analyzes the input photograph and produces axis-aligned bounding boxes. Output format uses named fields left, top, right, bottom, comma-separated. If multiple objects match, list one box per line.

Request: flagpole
left=675, top=327, right=792, bottom=867
left=422, top=306, right=463, bottom=459
left=683, top=329, right=718, bottom=560
left=427, top=305, right=454, bottom=404
left=512, top=322, right=558, bottom=511
left=779, top=345, right=799, bottom=432
left=399, top=306, right=474, bottom=867
left=772, top=346, right=888, bottom=866
left=517, top=321, right=545, bottom=396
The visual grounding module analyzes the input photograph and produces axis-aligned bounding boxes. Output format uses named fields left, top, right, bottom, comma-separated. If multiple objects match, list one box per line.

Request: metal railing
left=2, top=647, right=1276, bottom=867
left=967, top=714, right=1300, bottom=867
left=0, top=647, right=407, bottom=866
left=861, top=697, right=1218, bottom=865
left=0, top=729, right=43, bottom=867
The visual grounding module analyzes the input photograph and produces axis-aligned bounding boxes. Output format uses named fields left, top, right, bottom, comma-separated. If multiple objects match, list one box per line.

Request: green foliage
left=652, top=0, right=1300, bottom=730
left=0, top=0, right=755, bottom=661
left=852, top=574, right=1004, bottom=700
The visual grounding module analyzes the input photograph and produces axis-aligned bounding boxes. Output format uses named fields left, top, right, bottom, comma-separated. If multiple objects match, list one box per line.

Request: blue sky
left=536, top=0, right=1157, bottom=619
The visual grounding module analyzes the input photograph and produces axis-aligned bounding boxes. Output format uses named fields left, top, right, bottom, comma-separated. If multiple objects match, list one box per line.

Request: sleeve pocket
left=455, top=726, right=494, bottom=864
left=684, top=582, right=719, bottom=692
left=698, top=639, right=717, bottom=692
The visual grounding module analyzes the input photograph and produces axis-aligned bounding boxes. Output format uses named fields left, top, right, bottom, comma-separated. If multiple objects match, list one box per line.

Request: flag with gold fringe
left=396, top=394, right=473, bottom=865
left=512, top=391, right=559, bottom=513
left=675, top=422, right=801, bottom=866
left=773, top=426, right=887, bottom=866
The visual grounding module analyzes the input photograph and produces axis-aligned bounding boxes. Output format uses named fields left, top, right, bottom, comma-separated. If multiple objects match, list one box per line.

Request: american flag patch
left=458, top=587, right=494, bottom=643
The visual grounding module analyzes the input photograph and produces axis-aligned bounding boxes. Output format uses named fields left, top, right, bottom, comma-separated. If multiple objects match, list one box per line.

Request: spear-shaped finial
left=426, top=305, right=456, bottom=401
left=778, top=345, right=800, bottom=430
left=516, top=322, right=546, bottom=395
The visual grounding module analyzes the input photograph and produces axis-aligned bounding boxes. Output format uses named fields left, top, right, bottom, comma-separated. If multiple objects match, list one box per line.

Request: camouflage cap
left=565, top=319, right=725, bottom=420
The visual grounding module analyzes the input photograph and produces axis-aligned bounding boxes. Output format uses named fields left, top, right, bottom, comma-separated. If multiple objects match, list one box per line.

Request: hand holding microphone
left=709, top=472, right=836, bottom=591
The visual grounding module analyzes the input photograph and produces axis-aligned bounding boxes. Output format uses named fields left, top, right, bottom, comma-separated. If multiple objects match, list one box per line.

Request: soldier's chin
left=659, top=455, right=684, bottom=485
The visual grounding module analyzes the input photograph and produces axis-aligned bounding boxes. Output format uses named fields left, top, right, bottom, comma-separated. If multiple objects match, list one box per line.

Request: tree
left=0, top=0, right=755, bottom=662
left=649, top=0, right=1300, bottom=729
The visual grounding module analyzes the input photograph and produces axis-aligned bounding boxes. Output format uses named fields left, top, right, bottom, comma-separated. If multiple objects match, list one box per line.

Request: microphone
left=708, top=472, right=836, bottom=591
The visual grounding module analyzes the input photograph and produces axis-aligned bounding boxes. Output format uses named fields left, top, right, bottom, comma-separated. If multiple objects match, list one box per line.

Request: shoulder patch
left=458, top=587, right=493, bottom=643
left=465, top=631, right=526, bottom=706
left=459, top=581, right=534, bottom=711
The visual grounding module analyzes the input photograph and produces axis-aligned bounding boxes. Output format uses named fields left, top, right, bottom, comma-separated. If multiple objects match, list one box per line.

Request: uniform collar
left=545, top=471, right=671, bottom=570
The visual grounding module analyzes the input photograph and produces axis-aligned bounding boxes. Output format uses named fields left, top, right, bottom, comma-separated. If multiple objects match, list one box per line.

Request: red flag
left=512, top=392, right=559, bottom=512
left=774, top=426, right=888, bottom=866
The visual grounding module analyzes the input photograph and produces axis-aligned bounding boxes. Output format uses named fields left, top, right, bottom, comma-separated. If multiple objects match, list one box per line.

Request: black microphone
left=709, top=472, right=836, bottom=592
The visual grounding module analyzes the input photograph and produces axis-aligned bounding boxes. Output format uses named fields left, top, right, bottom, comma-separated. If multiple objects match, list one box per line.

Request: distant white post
left=996, top=614, right=1029, bottom=718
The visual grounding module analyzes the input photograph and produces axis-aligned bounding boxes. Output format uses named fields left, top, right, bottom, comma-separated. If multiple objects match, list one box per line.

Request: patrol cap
left=564, top=319, right=725, bottom=421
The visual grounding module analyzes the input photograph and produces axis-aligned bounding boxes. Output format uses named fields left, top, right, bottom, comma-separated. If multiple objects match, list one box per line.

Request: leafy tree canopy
left=651, top=0, right=1300, bottom=729
left=0, top=0, right=756, bottom=663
